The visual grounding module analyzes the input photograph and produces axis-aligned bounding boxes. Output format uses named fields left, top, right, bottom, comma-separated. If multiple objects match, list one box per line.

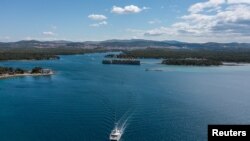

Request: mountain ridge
left=0, top=39, right=250, bottom=49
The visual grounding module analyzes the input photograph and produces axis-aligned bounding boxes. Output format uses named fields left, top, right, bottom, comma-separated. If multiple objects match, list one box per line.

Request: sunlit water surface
left=1, top=53, right=250, bottom=141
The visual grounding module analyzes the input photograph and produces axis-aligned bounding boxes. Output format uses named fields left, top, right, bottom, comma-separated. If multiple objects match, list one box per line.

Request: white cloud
left=90, top=21, right=108, bottom=27
left=42, top=31, right=55, bottom=36
left=132, top=36, right=138, bottom=39
left=23, top=36, right=61, bottom=41
left=111, top=5, right=148, bottom=14
left=181, top=4, right=250, bottom=36
left=142, top=6, right=151, bottom=10
left=144, top=27, right=178, bottom=36
left=88, top=14, right=107, bottom=21
left=227, top=0, right=250, bottom=4
left=144, top=27, right=169, bottom=36
left=0, top=36, right=11, bottom=41
left=142, top=0, right=250, bottom=42
left=126, top=28, right=145, bottom=33
left=51, top=25, right=57, bottom=30
left=148, top=19, right=162, bottom=24
left=25, top=36, right=33, bottom=40
left=4, top=36, right=10, bottom=40
left=188, top=0, right=225, bottom=13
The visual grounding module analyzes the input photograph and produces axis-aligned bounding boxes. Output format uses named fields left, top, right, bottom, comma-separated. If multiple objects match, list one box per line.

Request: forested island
left=162, top=59, right=222, bottom=66
left=0, top=67, right=53, bottom=79
left=102, top=59, right=140, bottom=65
left=106, top=48, right=250, bottom=66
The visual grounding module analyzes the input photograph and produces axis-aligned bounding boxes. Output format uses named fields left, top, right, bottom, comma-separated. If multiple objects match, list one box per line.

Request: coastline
left=0, top=72, right=54, bottom=79
left=222, top=62, right=249, bottom=66
left=0, top=57, right=60, bottom=62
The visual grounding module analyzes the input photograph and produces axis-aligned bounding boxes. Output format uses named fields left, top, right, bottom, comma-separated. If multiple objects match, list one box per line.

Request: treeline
left=0, top=53, right=59, bottom=61
left=114, top=48, right=250, bottom=63
left=0, top=66, right=48, bottom=75
left=0, top=47, right=112, bottom=61
left=0, top=67, right=26, bottom=75
left=162, top=59, right=222, bottom=66
left=102, top=59, right=140, bottom=65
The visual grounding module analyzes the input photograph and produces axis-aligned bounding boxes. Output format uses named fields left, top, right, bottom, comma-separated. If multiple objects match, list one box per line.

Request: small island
left=102, top=59, right=140, bottom=65
left=104, top=48, right=250, bottom=66
left=162, top=59, right=223, bottom=66
left=0, top=67, right=54, bottom=79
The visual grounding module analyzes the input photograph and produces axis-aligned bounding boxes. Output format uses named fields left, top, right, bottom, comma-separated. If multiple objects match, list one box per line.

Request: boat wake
left=109, top=89, right=137, bottom=141
left=111, top=110, right=134, bottom=140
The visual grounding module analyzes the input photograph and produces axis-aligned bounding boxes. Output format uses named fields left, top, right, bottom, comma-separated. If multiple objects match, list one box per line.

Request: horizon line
left=0, top=39, right=249, bottom=44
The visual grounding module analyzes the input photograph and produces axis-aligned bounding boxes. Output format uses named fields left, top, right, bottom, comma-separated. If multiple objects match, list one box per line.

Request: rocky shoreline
left=0, top=72, right=54, bottom=79
left=0, top=67, right=54, bottom=79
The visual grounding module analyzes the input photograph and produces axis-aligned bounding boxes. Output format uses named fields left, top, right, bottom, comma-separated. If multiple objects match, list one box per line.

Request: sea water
left=0, top=53, right=250, bottom=141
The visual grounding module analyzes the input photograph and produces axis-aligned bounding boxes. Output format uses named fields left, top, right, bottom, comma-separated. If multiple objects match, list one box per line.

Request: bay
left=0, top=53, right=250, bottom=141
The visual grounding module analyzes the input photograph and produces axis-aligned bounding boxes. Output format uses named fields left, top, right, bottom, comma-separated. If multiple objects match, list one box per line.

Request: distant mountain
left=163, top=40, right=185, bottom=44
left=47, top=40, right=73, bottom=44
left=0, top=39, right=250, bottom=50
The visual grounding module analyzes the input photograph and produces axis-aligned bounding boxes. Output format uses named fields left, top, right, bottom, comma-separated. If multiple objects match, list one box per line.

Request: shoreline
left=0, top=58, right=60, bottom=62
left=222, top=62, right=250, bottom=66
left=0, top=72, right=54, bottom=79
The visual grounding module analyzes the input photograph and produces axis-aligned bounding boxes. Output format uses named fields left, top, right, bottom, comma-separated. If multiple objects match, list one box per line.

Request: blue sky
left=0, top=0, right=250, bottom=42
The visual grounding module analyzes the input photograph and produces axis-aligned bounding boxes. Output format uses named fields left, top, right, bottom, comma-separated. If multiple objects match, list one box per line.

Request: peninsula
left=0, top=67, right=54, bottom=79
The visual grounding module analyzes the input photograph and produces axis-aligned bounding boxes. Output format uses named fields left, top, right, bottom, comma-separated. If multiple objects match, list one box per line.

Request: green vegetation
left=14, top=68, right=25, bottom=74
left=1, top=41, right=250, bottom=65
left=31, top=67, right=43, bottom=74
left=162, top=59, right=222, bottom=66
left=112, top=48, right=250, bottom=64
left=0, top=47, right=113, bottom=61
left=0, top=67, right=26, bottom=75
left=102, top=59, right=140, bottom=65
left=0, top=66, right=53, bottom=79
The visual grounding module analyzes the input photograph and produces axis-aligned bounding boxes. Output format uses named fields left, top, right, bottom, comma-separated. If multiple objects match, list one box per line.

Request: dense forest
left=0, top=66, right=50, bottom=75
left=102, top=59, right=140, bottom=65
left=111, top=48, right=250, bottom=63
left=0, top=47, right=112, bottom=61
left=0, top=67, right=26, bottom=75
left=162, top=59, right=222, bottom=66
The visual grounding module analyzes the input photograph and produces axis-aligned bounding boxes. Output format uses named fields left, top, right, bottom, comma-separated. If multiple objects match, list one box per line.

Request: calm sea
left=0, top=53, right=250, bottom=141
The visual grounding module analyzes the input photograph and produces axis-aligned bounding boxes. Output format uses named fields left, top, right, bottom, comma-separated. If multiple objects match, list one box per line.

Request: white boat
left=109, top=125, right=122, bottom=141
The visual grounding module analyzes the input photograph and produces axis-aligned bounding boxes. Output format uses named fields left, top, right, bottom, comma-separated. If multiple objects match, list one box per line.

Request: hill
left=1, top=40, right=250, bottom=50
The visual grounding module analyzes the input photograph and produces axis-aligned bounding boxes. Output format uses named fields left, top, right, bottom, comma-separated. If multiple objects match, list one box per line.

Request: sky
left=0, top=0, right=250, bottom=43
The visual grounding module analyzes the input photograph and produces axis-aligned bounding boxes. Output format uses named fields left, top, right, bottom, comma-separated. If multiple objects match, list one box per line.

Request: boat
left=109, top=124, right=122, bottom=141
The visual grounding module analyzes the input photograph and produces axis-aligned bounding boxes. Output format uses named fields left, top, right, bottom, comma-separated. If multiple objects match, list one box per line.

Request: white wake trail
left=111, top=109, right=134, bottom=139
